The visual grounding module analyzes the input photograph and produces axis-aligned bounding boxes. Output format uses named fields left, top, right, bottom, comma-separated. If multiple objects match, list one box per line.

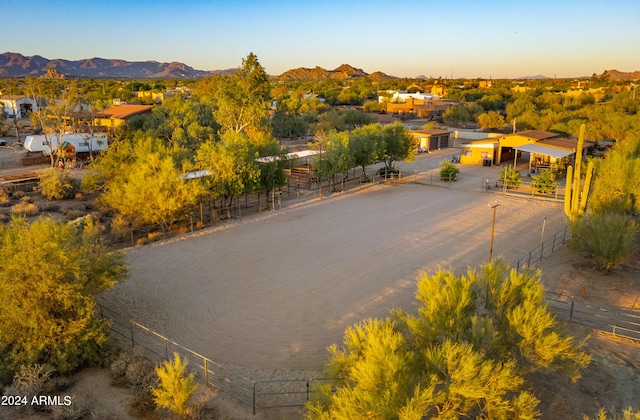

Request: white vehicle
left=23, top=132, right=108, bottom=156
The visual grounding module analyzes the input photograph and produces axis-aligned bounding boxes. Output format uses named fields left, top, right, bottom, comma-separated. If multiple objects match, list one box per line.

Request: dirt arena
left=99, top=155, right=567, bottom=374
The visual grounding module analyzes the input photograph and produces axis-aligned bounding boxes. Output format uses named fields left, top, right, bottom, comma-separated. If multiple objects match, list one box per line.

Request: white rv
left=23, top=133, right=108, bottom=156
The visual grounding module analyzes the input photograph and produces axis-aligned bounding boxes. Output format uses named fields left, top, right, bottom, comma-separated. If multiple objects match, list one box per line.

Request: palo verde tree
left=307, top=259, right=590, bottom=419
left=95, top=134, right=203, bottom=232
left=152, top=353, right=198, bottom=418
left=197, top=130, right=260, bottom=219
left=0, top=216, right=127, bottom=379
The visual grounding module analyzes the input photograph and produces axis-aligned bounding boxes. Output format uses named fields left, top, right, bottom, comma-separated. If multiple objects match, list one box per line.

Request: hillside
left=603, top=69, right=640, bottom=81
left=0, top=52, right=225, bottom=79
left=276, top=64, right=392, bottom=81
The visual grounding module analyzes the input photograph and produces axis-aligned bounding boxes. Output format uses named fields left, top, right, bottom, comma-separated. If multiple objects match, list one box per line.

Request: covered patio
left=514, top=143, right=574, bottom=174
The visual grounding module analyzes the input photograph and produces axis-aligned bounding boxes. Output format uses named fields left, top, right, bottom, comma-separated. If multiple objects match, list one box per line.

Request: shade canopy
left=516, top=143, right=574, bottom=158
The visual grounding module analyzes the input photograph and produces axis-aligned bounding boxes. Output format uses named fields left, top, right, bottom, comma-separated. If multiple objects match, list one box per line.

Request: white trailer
left=23, top=133, right=108, bottom=156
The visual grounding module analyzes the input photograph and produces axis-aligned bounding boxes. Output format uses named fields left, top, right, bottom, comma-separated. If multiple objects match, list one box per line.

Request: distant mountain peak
left=276, top=64, right=391, bottom=81
left=602, top=69, right=640, bottom=81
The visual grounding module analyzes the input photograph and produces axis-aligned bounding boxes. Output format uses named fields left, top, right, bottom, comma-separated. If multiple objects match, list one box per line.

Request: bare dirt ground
left=2, top=149, right=639, bottom=419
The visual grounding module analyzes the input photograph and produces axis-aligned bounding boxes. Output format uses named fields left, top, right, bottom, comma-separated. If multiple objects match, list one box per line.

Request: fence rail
left=97, top=214, right=640, bottom=416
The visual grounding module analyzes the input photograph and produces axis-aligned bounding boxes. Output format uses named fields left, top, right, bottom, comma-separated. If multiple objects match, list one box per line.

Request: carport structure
left=515, top=136, right=592, bottom=174
left=496, top=130, right=591, bottom=172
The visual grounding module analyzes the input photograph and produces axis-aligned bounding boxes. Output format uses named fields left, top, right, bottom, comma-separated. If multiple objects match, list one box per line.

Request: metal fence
left=510, top=225, right=640, bottom=343
left=98, top=304, right=334, bottom=415
left=97, top=210, right=640, bottom=416
left=511, top=225, right=570, bottom=271
left=103, top=166, right=406, bottom=248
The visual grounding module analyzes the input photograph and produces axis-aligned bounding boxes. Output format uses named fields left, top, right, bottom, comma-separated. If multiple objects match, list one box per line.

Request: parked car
left=0, top=140, right=7, bottom=146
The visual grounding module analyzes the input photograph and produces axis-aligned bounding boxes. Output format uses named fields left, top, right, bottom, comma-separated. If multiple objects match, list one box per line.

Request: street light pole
left=488, top=201, right=500, bottom=263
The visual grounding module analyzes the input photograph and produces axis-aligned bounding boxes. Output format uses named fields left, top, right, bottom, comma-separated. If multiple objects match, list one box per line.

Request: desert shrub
left=126, top=358, right=157, bottom=398
left=569, top=212, right=638, bottom=273
left=62, top=209, right=86, bottom=222
left=0, top=188, right=10, bottom=204
left=11, top=200, right=39, bottom=216
left=109, top=214, right=132, bottom=238
left=81, top=172, right=104, bottom=194
left=12, top=190, right=25, bottom=200
left=109, top=348, right=157, bottom=398
left=50, top=393, right=94, bottom=420
left=0, top=213, right=9, bottom=223
left=110, top=351, right=134, bottom=379
left=49, top=376, right=74, bottom=392
left=152, top=353, right=198, bottom=419
left=531, top=169, right=558, bottom=194
left=3, top=364, right=52, bottom=413
left=41, top=202, right=61, bottom=212
left=499, top=165, right=523, bottom=189
left=439, top=160, right=460, bottom=181
left=38, top=168, right=76, bottom=200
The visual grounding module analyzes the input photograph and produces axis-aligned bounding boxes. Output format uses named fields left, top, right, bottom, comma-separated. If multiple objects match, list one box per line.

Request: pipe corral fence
left=97, top=224, right=640, bottom=415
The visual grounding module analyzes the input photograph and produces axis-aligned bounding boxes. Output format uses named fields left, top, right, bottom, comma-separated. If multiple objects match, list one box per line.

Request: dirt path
left=99, top=155, right=567, bottom=373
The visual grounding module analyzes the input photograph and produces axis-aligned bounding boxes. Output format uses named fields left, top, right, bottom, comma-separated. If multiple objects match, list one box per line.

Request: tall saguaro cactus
left=564, top=124, right=595, bottom=220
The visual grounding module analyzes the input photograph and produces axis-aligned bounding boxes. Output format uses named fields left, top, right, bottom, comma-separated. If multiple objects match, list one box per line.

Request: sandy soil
left=99, top=156, right=567, bottom=374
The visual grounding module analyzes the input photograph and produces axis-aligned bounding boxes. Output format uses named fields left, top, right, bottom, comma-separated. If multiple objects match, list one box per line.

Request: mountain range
left=1, top=52, right=639, bottom=82
left=0, top=52, right=393, bottom=81
left=0, top=52, right=227, bottom=79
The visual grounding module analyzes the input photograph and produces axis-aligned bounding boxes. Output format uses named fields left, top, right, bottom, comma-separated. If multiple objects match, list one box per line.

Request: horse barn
left=459, top=130, right=592, bottom=172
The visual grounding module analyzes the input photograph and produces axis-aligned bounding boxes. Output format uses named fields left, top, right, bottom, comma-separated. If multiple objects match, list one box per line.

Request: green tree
left=307, top=260, right=589, bottom=419
left=313, top=130, right=354, bottom=191
left=271, top=109, right=308, bottom=139
left=152, top=353, right=197, bottom=418
left=477, top=110, right=507, bottom=130
left=380, top=122, right=415, bottom=170
left=153, top=96, right=218, bottom=149
left=197, top=131, right=260, bottom=219
left=589, top=137, right=640, bottom=215
left=349, top=123, right=383, bottom=178
left=211, top=53, right=271, bottom=135
left=256, top=142, right=291, bottom=206
left=442, top=104, right=472, bottom=126
left=95, top=135, right=203, bottom=232
left=0, top=217, right=127, bottom=378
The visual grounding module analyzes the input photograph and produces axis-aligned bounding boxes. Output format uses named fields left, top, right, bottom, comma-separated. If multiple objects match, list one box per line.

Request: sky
left=5, top=0, right=640, bottom=79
